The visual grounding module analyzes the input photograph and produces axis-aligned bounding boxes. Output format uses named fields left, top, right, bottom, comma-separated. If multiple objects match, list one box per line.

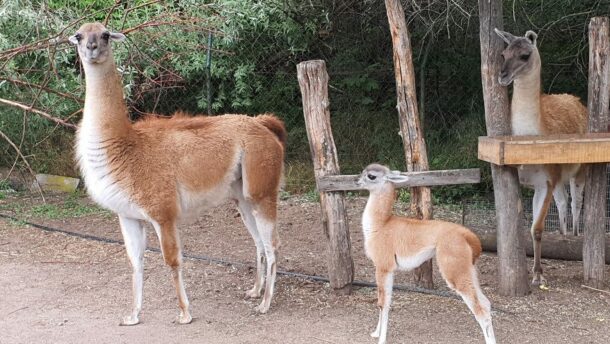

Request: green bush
left=0, top=0, right=606, bottom=202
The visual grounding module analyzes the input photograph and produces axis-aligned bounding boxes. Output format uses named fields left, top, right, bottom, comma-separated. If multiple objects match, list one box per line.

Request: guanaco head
left=357, top=164, right=409, bottom=191
left=494, top=28, right=540, bottom=86
left=69, top=22, right=125, bottom=64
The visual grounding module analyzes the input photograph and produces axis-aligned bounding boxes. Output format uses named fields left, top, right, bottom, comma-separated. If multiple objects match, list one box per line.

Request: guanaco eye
left=367, top=174, right=377, bottom=180
left=101, top=32, right=110, bottom=40
left=520, top=54, right=530, bottom=61
left=74, top=33, right=82, bottom=42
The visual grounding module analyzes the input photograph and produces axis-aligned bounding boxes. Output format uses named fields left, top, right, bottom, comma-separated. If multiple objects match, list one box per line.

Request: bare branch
left=0, top=98, right=77, bottom=130
left=0, top=77, right=83, bottom=103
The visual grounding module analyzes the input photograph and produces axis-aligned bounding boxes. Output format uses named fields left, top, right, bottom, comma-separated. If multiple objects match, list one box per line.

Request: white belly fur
left=395, top=247, right=436, bottom=271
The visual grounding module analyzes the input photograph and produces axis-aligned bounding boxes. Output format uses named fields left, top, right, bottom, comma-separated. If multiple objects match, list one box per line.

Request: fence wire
left=463, top=166, right=610, bottom=234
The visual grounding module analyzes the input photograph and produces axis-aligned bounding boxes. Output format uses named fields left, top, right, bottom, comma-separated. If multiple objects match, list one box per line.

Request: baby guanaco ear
left=524, top=30, right=537, bottom=45
left=384, top=171, right=409, bottom=184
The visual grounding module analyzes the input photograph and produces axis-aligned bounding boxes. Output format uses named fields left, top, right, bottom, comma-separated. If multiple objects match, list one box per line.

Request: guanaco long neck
left=363, top=184, right=396, bottom=236
left=511, top=50, right=542, bottom=136
left=81, top=59, right=132, bottom=138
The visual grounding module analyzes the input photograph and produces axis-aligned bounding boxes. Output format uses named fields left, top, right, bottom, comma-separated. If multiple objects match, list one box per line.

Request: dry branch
left=0, top=77, right=83, bottom=104
left=0, top=98, right=77, bottom=130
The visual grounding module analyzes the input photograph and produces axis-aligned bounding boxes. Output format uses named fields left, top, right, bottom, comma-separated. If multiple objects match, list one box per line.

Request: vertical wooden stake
left=478, top=0, right=530, bottom=296
left=384, top=0, right=434, bottom=289
left=583, top=17, right=609, bottom=289
left=297, top=60, right=354, bottom=294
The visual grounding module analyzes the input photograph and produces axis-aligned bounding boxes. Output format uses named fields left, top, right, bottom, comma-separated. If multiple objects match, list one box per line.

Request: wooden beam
left=297, top=60, right=354, bottom=294
left=317, top=169, right=480, bottom=192
left=583, top=17, right=609, bottom=289
left=479, top=133, right=610, bottom=165
left=478, top=0, right=530, bottom=296
left=385, top=0, right=434, bottom=289
left=478, top=232, right=610, bottom=264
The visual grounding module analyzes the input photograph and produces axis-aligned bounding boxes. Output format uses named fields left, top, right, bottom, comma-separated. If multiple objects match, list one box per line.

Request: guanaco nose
left=86, top=40, right=98, bottom=50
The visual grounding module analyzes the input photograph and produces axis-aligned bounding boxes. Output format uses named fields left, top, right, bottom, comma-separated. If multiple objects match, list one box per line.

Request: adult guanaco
left=495, top=28, right=588, bottom=286
left=69, top=22, right=286, bottom=325
left=358, top=164, right=495, bottom=344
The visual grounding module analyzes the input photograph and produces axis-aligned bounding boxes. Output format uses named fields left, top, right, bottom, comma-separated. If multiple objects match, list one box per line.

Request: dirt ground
left=1, top=193, right=609, bottom=344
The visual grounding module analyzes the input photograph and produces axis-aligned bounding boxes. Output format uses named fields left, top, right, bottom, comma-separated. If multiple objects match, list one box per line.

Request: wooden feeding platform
left=478, top=133, right=610, bottom=165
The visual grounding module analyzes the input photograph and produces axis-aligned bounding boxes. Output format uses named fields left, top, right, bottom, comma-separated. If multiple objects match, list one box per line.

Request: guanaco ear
left=109, top=32, right=126, bottom=42
left=525, top=30, right=537, bottom=45
left=494, top=28, right=516, bottom=44
left=384, top=172, right=409, bottom=184
left=68, top=34, right=80, bottom=45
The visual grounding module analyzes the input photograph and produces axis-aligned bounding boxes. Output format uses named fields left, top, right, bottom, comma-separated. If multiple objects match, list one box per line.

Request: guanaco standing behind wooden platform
left=495, top=28, right=588, bottom=286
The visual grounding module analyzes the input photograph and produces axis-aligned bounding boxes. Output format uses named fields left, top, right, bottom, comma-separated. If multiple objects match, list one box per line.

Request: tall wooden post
left=297, top=60, right=354, bottom=294
left=478, top=0, right=530, bottom=295
left=583, top=17, right=609, bottom=289
left=384, top=0, right=434, bottom=289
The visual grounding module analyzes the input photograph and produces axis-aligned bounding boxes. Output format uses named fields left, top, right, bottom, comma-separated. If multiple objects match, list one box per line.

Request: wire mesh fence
left=463, top=166, right=610, bottom=234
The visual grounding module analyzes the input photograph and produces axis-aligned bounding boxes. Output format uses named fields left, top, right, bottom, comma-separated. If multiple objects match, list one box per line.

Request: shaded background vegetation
left=1, top=0, right=608, bottom=202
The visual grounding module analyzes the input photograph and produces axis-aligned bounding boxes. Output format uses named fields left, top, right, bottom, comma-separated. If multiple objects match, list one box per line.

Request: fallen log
left=478, top=231, right=610, bottom=264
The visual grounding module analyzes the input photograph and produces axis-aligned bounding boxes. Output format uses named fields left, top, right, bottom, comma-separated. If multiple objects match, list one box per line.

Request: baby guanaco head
left=69, top=22, right=125, bottom=64
left=357, top=163, right=409, bottom=191
left=495, top=28, right=540, bottom=86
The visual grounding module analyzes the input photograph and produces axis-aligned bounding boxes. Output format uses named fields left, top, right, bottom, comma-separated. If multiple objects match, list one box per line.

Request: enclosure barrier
left=297, top=59, right=480, bottom=293
left=478, top=16, right=610, bottom=291
left=478, top=0, right=529, bottom=296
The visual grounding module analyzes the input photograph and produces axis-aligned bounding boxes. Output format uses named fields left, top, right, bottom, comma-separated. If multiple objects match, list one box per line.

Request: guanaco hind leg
left=233, top=184, right=266, bottom=299
left=252, top=208, right=279, bottom=314
left=570, top=168, right=586, bottom=236
left=552, top=185, right=569, bottom=235
left=452, top=270, right=496, bottom=344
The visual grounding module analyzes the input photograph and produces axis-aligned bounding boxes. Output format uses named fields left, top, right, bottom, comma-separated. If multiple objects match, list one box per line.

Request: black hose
left=0, top=213, right=512, bottom=314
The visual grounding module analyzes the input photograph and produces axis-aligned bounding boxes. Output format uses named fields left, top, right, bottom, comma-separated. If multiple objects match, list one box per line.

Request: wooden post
left=297, top=60, right=354, bottom=294
left=583, top=17, right=609, bottom=289
left=384, top=0, right=434, bottom=289
left=478, top=0, right=530, bottom=296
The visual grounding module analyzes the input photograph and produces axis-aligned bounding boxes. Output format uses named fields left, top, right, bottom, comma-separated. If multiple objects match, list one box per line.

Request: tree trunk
left=384, top=0, right=433, bottom=289
left=297, top=60, right=354, bottom=294
left=478, top=0, right=530, bottom=296
left=583, top=17, right=609, bottom=289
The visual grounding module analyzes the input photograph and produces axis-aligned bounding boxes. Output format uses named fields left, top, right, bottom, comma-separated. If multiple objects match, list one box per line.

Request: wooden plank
left=479, top=133, right=610, bottom=165
left=385, top=0, right=434, bottom=289
left=297, top=60, right=354, bottom=294
left=478, top=0, right=530, bottom=296
left=317, top=169, right=480, bottom=192
left=478, top=232, right=610, bottom=264
left=583, top=17, right=609, bottom=289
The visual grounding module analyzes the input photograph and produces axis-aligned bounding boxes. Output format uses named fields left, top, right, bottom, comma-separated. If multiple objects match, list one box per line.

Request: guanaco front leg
left=371, top=269, right=394, bottom=344
left=152, top=220, right=192, bottom=324
left=531, top=181, right=554, bottom=286
left=118, top=216, right=146, bottom=326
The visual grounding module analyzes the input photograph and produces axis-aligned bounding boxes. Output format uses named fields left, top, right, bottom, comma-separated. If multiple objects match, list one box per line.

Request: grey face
left=357, top=164, right=390, bottom=189
left=69, top=22, right=125, bottom=64
left=495, top=29, right=538, bottom=86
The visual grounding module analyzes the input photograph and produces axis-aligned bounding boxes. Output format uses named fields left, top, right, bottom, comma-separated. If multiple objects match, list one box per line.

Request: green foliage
left=1, top=0, right=607, bottom=203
